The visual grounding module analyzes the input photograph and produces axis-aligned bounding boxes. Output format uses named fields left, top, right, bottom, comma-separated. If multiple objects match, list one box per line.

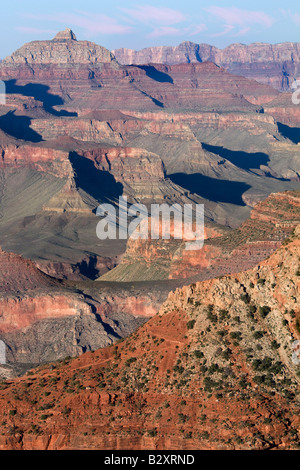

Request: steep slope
left=99, top=190, right=300, bottom=282
left=0, top=138, right=205, bottom=277
left=113, top=41, right=300, bottom=91
left=0, top=248, right=151, bottom=370
left=0, top=247, right=58, bottom=294
left=0, top=226, right=299, bottom=450
left=0, top=29, right=299, bottom=280
left=1, top=28, right=118, bottom=70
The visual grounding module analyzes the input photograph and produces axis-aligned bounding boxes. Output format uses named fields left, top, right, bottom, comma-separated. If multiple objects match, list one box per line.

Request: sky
left=1, top=0, right=300, bottom=57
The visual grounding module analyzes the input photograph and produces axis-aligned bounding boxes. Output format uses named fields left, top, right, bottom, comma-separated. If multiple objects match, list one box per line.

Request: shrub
left=187, top=320, right=196, bottom=330
left=249, top=305, right=257, bottom=314
left=125, top=357, right=137, bottom=367
left=207, top=305, right=218, bottom=323
left=253, top=331, right=265, bottom=340
left=208, top=363, right=219, bottom=374
left=222, top=348, right=232, bottom=360
left=230, top=332, right=242, bottom=341
left=253, top=375, right=265, bottom=385
left=240, top=294, right=250, bottom=304
left=252, top=357, right=273, bottom=371
left=40, top=414, right=50, bottom=420
left=194, top=350, right=204, bottom=359
left=219, top=309, right=229, bottom=321
left=259, top=306, right=271, bottom=318
left=178, top=413, right=189, bottom=423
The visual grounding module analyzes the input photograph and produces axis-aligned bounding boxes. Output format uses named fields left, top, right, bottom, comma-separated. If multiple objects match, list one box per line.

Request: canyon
left=113, top=41, right=300, bottom=92
left=0, top=245, right=159, bottom=371
left=0, top=224, right=299, bottom=449
left=0, top=28, right=299, bottom=450
left=101, top=190, right=300, bottom=282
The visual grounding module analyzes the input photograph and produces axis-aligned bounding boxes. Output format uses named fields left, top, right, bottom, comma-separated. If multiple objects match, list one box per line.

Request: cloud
left=233, top=27, right=251, bottom=37
left=16, top=27, right=57, bottom=35
left=292, top=13, right=300, bottom=25
left=211, top=25, right=234, bottom=38
left=148, top=26, right=181, bottom=38
left=187, top=24, right=207, bottom=36
left=282, top=10, right=300, bottom=26
left=281, top=9, right=300, bottom=26
left=205, top=6, right=275, bottom=36
left=20, top=6, right=207, bottom=42
left=120, top=5, right=207, bottom=39
left=23, top=12, right=133, bottom=36
left=121, top=5, right=186, bottom=25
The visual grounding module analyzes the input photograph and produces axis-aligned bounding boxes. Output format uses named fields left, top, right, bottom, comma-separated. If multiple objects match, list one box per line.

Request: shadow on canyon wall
left=5, top=79, right=77, bottom=117
left=0, top=111, right=43, bottom=142
left=69, top=152, right=124, bottom=204
left=277, top=122, right=300, bottom=144
left=202, top=143, right=270, bottom=171
left=169, top=172, right=251, bottom=205
left=135, top=65, right=174, bottom=84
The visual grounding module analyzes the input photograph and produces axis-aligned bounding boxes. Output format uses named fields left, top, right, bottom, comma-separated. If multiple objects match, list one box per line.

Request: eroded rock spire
left=53, top=28, right=77, bottom=41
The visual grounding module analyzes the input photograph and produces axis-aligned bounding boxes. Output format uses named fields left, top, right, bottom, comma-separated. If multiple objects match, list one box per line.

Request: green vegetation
left=259, top=306, right=271, bottom=318
left=187, top=320, right=196, bottom=330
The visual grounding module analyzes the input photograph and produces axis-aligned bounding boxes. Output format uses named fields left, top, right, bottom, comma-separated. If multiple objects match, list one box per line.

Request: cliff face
left=100, top=190, right=300, bottom=282
left=0, top=144, right=72, bottom=178
left=0, top=247, right=154, bottom=367
left=0, top=226, right=299, bottom=450
left=0, top=30, right=299, bottom=194
left=0, top=30, right=298, bottom=287
left=1, top=28, right=117, bottom=68
left=0, top=39, right=279, bottom=113
left=0, top=247, right=57, bottom=294
left=113, top=41, right=300, bottom=91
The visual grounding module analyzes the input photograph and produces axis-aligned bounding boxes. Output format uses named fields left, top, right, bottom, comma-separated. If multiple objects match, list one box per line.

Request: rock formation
left=0, top=225, right=299, bottom=449
left=100, top=190, right=300, bottom=282
left=113, top=41, right=300, bottom=91
left=0, top=247, right=156, bottom=369
left=0, top=29, right=299, bottom=364
left=53, top=28, right=77, bottom=41
left=1, top=29, right=116, bottom=68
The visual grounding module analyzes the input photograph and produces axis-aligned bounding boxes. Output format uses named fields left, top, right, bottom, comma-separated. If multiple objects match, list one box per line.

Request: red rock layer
left=101, top=190, right=300, bottom=282
left=113, top=41, right=300, bottom=91
left=0, top=225, right=299, bottom=449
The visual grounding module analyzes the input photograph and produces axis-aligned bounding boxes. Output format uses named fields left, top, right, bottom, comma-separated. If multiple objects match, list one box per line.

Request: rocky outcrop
left=0, top=247, right=57, bottom=294
left=113, top=41, right=300, bottom=91
left=101, top=190, right=300, bottom=282
left=0, top=29, right=299, bottom=284
left=0, top=37, right=279, bottom=113
left=75, top=146, right=200, bottom=204
left=53, top=28, right=77, bottom=41
left=0, top=247, right=154, bottom=367
left=0, top=144, right=72, bottom=178
left=1, top=29, right=117, bottom=68
left=0, top=295, right=92, bottom=333
left=30, top=118, right=123, bottom=145
left=35, top=254, right=121, bottom=280
left=0, top=226, right=299, bottom=450
left=43, top=178, right=92, bottom=214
